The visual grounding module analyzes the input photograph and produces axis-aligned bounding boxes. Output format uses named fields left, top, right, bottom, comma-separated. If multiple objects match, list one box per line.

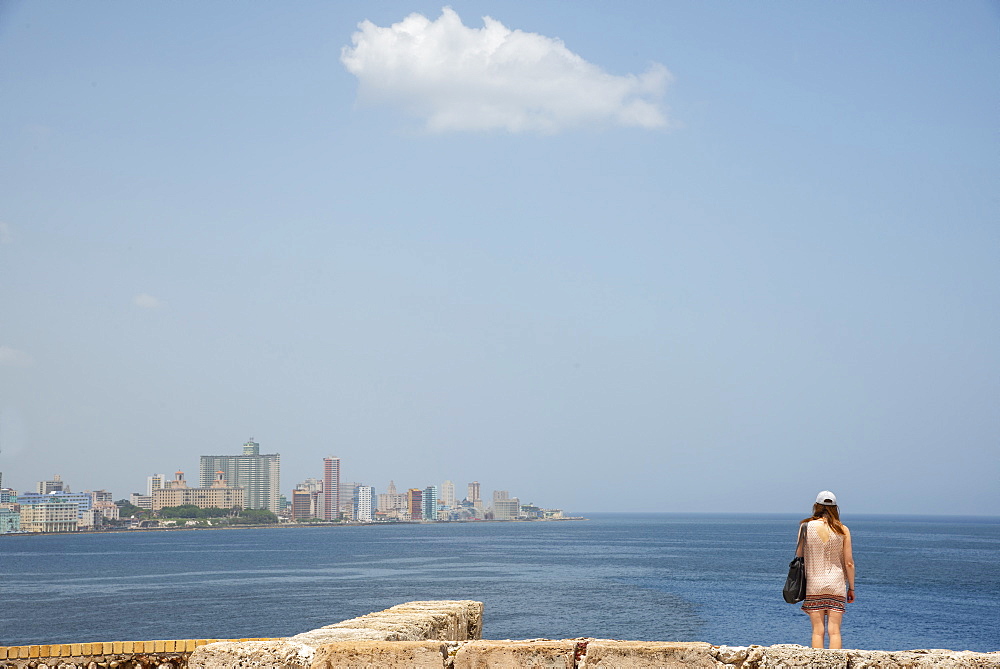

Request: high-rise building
left=147, top=474, right=166, bottom=497
left=355, top=486, right=375, bottom=522
left=323, top=457, right=340, bottom=520
left=199, top=438, right=280, bottom=513
left=36, top=474, right=68, bottom=494
left=407, top=489, right=423, bottom=520
left=423, top=486, right=439, bottom=520
left=492, top=490, right=510, bottom=504
left=340, top=482, right=361, bottom=520
left=467, top=481, right=481, bottom=511
left=440, top=480, right=455, bottom=508
left=291, top=489, right=314, bottom=520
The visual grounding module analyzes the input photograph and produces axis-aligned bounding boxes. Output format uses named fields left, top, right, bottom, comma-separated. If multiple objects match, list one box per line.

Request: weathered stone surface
left=453, top=639, right=579, bottom=669
left=310, top=640, right=448, bottom=669
left=187, top=639, right=316, bottom=669
left=580, top=640, right=716, bottom=668
left=709, top=644, right=1000, bottom=668
left=188, top=601, right=482, bottom=669
left=310, top=600, right=483, bottom=643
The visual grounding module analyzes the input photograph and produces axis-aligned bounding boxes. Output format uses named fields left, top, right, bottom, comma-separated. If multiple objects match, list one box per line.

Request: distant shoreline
left=0, top=516, right=588, bottom=538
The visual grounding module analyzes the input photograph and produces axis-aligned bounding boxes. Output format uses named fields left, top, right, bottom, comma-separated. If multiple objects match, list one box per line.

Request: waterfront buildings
left=377, top=481, right=407, bottom=520
left=323, top=457, right=340, bottom=521
left=0, top=506, right=20, bottom=533
left=19, top=497, right=78, bottom=532
left=493, top=497, right=520, bottom=521
left=199, top=438, right=280, bottom=513
left=152, top=471, right=245, bottom=511
left=291, top=477, right=323, bottom=520
left=17, top=491, right=93, bottom=520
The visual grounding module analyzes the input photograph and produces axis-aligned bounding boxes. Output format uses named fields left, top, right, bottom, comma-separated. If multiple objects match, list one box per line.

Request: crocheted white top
left=802, top=519, right=847, bottom=597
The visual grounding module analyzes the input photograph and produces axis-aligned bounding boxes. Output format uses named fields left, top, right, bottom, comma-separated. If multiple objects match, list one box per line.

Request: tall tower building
left=407, top=489, right=423, bottom=520
left=36, top=475, right=67, bottom=494
left=323, top=456, right=340, bottom=521
left=423, top=486, right=439, bottom=520
left=339, top=482, right=360, bottom=521
left=355, top=486, right=375, bottom=522
left=467, top=481, right=481, bottom=507
left=199, top=438, right=281, bottom=513
left=440, top=480, right=456, bottom=508
left=147, top=474, right=166, bottom=497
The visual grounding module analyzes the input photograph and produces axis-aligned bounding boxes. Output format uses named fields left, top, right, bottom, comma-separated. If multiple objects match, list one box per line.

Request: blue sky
left=1, top=1, right=997, bottom=515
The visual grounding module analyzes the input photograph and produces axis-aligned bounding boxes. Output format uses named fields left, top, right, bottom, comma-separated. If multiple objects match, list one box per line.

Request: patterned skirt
left=801, top=594, right=846, bottom=613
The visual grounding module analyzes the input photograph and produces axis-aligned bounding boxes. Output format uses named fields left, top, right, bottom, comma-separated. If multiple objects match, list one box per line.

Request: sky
left=1, top=1, right=997, bottom=516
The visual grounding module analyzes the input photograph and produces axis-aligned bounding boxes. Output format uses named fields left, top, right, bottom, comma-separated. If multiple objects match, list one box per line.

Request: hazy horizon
left=1, top=2, right=997, bottom=516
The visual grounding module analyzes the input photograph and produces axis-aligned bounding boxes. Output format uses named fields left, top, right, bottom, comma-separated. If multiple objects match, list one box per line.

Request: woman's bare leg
left=827, top=610, right=844, bottom=649
left=806, top=610, right=827, bottom=648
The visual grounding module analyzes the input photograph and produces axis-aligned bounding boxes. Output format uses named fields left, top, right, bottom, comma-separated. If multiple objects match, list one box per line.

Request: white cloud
left=0, top=346, right=33, bottom=367
left=0, top=222, right=12, bottom=244
left=341, top=7, right=672, bottom=133
left=133, top=293, right=163, bottom=309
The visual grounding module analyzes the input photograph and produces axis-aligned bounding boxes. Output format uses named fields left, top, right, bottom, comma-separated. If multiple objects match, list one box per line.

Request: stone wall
left=4, top=601, right=998, bottom=668
left=0, top=637, right=276, bottom=669
left=189, top=600, right=483, bottom=669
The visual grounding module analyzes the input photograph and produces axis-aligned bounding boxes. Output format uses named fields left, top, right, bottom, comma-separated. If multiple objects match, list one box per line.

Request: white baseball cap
left=815, top=490, right=838, bottom=506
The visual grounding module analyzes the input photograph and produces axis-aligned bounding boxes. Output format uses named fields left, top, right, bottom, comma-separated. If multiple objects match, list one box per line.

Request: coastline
left=0, top=515, right=588, bottom=538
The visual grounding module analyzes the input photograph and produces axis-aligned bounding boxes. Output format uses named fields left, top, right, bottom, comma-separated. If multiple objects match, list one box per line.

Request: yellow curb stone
left=123, top=641, right=134, bottom=653
left=113, top=641, right=123, bottom=653
left=0, top=647, right=7, bottom=660
left=103, top=641, right=113, bottom=654
left=154, top=639, right=165, bottom=652
left=19, top=647, right=30, bottom=659
left=71, top=643, right=81, bottom=655
left=61, top=643, right=72, bottom=656
left=185, top=639, right=197, bottom=651
left=82, top=642, right=92, bottom=654
left=29, top=645, right=40, bottom=658
left=165, top=639, right=175, bottom=652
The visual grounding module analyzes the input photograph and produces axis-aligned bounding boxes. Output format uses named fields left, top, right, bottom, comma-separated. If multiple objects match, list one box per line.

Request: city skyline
left=1, top=2, right=997, bottom=516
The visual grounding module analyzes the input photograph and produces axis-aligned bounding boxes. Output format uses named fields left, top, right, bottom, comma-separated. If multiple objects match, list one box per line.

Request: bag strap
left=795, top=522, right=808, bottom=556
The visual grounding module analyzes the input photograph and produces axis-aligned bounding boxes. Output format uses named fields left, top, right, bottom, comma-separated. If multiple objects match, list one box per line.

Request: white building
left=493, top=497, right=520, bottom=521
left=355, top=486, right=375, bottom=522
left=440, top=480, right=456, bottom=508
left=147, top=474, right=166, bottom=497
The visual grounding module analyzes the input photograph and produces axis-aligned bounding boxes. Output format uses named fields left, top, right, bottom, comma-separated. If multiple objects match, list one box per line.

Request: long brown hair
left=800, top=503, right=846, bottom=535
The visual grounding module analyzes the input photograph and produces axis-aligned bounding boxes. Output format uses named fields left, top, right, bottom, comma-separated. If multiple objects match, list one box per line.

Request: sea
left=1, top=513, right=997, bottom=652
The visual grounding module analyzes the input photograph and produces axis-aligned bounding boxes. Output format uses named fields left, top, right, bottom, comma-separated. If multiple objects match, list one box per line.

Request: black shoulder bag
left=782, top=523, right=807, bottom=603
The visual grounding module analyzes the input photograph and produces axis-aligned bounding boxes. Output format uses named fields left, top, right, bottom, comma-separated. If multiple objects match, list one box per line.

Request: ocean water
left=1, top=513, right=997, bottom=652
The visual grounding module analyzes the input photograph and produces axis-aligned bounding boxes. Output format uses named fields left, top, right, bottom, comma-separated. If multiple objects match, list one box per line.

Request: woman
left=796, top=490, right=855, bottom=649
